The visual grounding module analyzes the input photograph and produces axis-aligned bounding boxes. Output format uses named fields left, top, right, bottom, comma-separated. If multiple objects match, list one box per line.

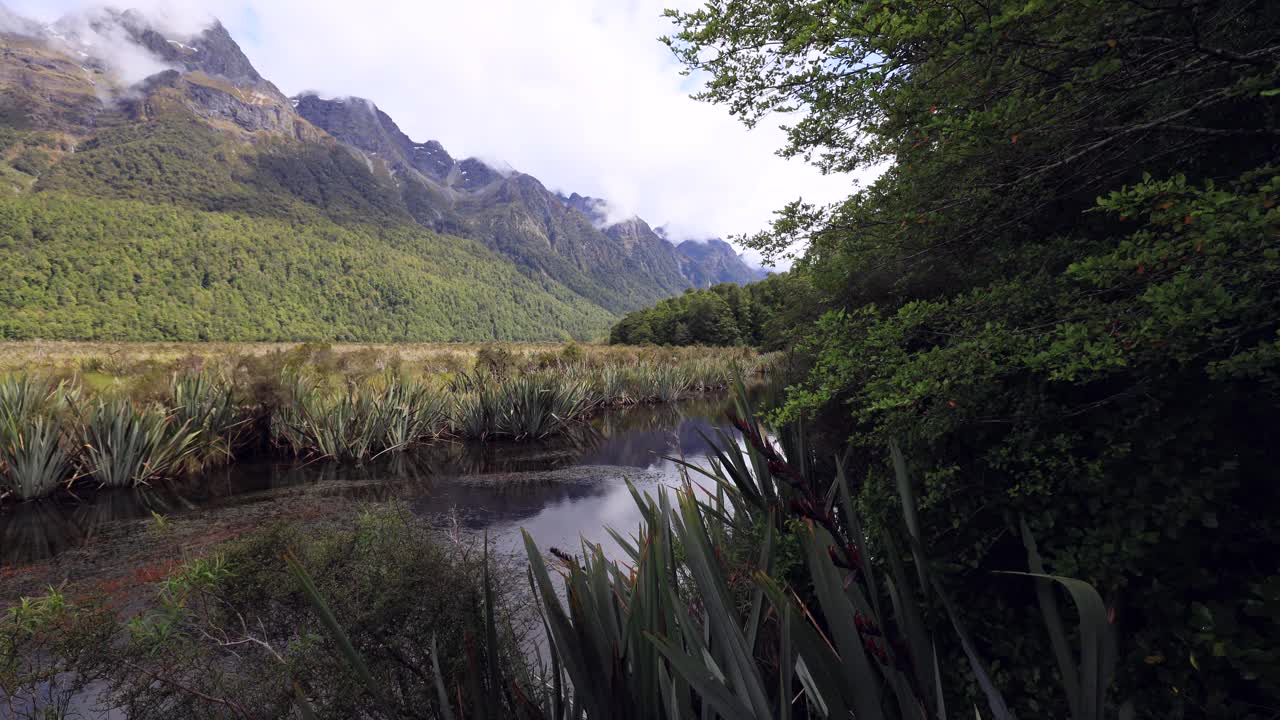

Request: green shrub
left=0, top=589, right=116, bottom=716
left=9, top=148, right=52, bottom=177
left=559, top=342, right=585, bottom=365
left=18, top=508, right=532, bottom=720
left=475, top=345, right=516, bottom=377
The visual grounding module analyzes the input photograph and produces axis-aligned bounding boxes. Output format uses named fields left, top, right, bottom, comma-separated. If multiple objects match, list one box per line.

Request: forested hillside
left=0, top=114, right=614, bottom=340
left=0, top=193, right=613, bottom=341
left=0, top=7, right=767, bottom=341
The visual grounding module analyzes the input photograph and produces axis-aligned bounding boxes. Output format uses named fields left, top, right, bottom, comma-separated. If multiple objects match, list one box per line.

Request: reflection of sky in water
left=416, top=412, right=738, bottom=561
left=426, top=395, right=766, bottom=561
left=484, top=418, right=762, bottom=562
left=0, top=392, right=768, bottom=568
left=493, top=460, right=688, bottom=559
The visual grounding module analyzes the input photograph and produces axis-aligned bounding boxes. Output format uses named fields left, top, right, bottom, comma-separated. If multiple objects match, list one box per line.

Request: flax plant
left=80, top=397, right=199, bottom=488
left=0, top=376, right=75, bottom=501
left=170, top=371, right=246, bottom=467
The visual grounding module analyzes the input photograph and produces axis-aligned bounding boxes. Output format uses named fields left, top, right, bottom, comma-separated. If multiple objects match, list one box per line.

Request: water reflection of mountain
left=407, top=469, right=631, bottom=531
left=409, top=397, right=738, bottom=474
left=0, top=394, right=746, bottom=567
left=576, top=415, right=730, bottom=468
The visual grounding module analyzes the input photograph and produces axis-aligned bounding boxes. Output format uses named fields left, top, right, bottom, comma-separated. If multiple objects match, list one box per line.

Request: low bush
left=0, top=508, right=531, bottom=720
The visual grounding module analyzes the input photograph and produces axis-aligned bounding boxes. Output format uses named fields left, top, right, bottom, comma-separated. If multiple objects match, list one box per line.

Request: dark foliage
left=664, top=0, right=1280, bottom=716
left=0, top=510, right=529, bottom=720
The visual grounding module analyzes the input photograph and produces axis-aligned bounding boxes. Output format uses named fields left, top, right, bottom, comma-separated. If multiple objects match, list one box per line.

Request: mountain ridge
left=291, top=93, right=767, bottom=296
left=0, top=4, right=768, bottom=341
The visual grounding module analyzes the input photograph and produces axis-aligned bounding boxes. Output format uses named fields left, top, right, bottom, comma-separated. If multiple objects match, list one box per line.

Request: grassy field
left=0, top=341, right=763, bottom=372
left=0, top=341, right=776, bottom=503
left=0, top=341, right=608, bottom=370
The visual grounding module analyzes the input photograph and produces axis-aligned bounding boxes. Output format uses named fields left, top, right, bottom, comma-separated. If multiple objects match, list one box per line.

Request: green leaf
left=283, top=550, right=389, bottom=711
left=1020, top=517, right=1081, bottom=719
left=998, top=571, right=1114, bottom=720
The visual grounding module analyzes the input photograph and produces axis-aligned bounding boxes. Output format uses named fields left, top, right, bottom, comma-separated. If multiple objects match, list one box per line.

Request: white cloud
left=9, top=0, right=878, bottom=267
left=51, top=8, right=178, bottom=87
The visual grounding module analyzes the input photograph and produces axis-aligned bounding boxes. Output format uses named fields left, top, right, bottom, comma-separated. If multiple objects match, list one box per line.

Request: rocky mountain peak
left=410, top=140, right=454, bottom=181
left=31, top=7, right=273, bottom=95
left=455, top=157, right=505, bottom=191
left=676, top=238, right=769, bottom=287
left=293, top=93, right=458, bottom=183
left=490, top=171, right=551, bottom=204
left=603, top=216, right=659, bottom=253
left=558, top=192, right=610, bottom=226
left=676, top=237, right=735, bottom=259
left=141, top=19, right=267, bottom=89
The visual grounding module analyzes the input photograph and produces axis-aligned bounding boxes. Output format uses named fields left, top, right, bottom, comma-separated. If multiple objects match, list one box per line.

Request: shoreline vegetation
left=0, top=386, right=1120, bottom=720
left=0, top=342, right=776, bottom=504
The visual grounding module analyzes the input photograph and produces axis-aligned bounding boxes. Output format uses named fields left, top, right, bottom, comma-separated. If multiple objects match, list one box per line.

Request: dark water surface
left=0, top=392, right=763, bottom=582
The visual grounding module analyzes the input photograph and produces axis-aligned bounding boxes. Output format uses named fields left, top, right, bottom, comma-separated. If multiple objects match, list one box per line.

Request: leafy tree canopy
left=610, top=274, right=819, bottom=349
left=0, top=193, right=614, bottom=342
left=663, top=0, right=1280, bottom=715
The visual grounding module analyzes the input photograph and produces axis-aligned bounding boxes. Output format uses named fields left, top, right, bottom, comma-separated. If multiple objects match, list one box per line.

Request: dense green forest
left=608, top=273, right=816, bottom=348
left=0, top=193, right=613, bottom=341
left=0, top=115, right=618, bottom=341
left=0, top=106, right=733, bottom=330
left=615, top=0, right=1280, bottom=715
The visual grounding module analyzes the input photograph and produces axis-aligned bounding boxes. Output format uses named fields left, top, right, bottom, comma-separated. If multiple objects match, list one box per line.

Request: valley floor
left=0, top=340, right=762, bottom=372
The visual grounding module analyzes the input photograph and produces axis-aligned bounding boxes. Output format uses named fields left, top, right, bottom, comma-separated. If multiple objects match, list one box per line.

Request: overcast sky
left=9, top=0, right=875, bottom=265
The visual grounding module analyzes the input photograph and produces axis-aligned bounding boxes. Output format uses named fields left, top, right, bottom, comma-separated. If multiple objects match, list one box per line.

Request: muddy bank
left=0, top=462, right=682, bottom=609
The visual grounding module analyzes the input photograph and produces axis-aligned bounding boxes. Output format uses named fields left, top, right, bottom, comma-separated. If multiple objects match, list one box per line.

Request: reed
left=589, top=365, right=633, bottom=405
left=0, top=344, right=780, bottom=502
left=651, top=365, right=692, bottom=403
